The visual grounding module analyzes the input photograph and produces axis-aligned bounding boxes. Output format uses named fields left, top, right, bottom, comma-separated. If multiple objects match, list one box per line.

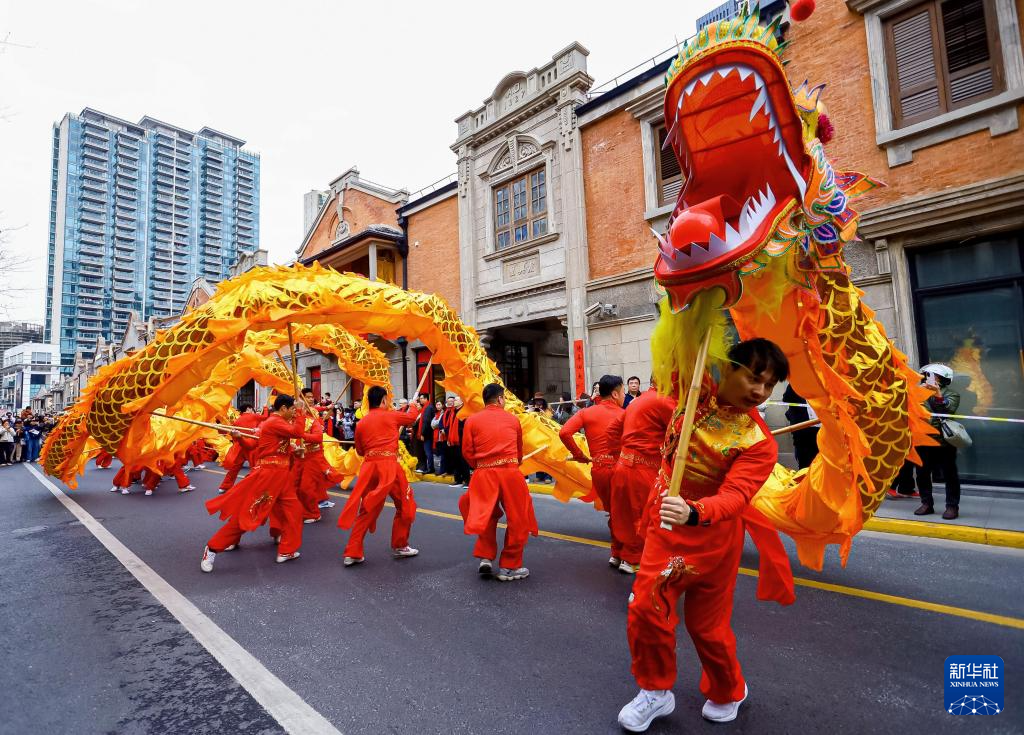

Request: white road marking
left=27, top=464, right=342, bottom=735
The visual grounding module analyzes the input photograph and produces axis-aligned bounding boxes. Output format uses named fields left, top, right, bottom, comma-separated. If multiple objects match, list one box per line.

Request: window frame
left=653, top=123, right=684, bottom=208
left=492, top=166, right=548, bottom=252
left=883, top=0, right=1004, bottom=128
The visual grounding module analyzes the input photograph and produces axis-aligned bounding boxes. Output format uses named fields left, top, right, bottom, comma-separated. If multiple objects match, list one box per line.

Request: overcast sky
left=0, top=0, right=701, bottom=324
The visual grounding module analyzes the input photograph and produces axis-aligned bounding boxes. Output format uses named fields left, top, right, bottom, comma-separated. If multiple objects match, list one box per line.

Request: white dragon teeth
left=749, top=88, right=768, bottom=121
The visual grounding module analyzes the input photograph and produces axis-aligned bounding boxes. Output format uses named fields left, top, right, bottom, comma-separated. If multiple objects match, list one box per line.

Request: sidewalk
left=871, top=487, right=1024, bottom=548
left=415, top=473, right=1024, bottom=550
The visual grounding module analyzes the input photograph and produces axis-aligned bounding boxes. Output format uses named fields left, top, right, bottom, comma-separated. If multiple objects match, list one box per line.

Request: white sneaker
left=121, top=488, right=130, bottom=495
left=393, top=546, right=419, bottom=558
left=200, top=546, right=216, bottom=573
left=317, top=500, right=335, bottom=509
left=618, top=560, right=637, bottom=574
left=144, top=489, right=153, bottom=496
left=222, top=544, right=237, bottom=552
left=195, top=464, right=206, bottom=470
left=109, top=486, right=118, bottom=493
left=303, top=516, right=321, bottom=524
left=449, top=482, right=461, bottom=487
left=617, top=689, right=675, bottom=732
left=276, top=551, right=301, bottom=564
left=343, top=556, right=364, bottom=566
left=609, top=556, right=621, bottom=568
left=179, top=485, right=195, bottom=494
left=496, top=566, right=529, bottom=582
left=478, top=559, right=493, bottom=575
left=702, top=684, right=748, bottom=723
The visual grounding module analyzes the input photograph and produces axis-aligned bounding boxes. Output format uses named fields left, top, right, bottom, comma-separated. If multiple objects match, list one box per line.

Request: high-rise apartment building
left=45, top=108, right=260, bottom=372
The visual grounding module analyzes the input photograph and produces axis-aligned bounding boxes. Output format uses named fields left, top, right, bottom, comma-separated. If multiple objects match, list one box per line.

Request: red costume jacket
left=337, top=404, right=420, bottom=530
left=460, top=404, right=537, bottom=536
left=558, top=400, right=624, bottom=467
left=206, top=413, right=321, bottom=531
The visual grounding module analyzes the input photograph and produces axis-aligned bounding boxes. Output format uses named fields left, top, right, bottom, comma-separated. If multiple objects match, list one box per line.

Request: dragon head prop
left=653, top=3, right=872, bottom=310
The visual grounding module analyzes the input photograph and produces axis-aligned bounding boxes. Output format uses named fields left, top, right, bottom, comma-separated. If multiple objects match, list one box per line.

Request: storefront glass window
left=912, top=235, right=1024, bottom=485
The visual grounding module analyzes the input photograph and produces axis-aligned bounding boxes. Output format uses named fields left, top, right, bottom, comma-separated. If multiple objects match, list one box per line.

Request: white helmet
left=921, top=363, right=953, bottom=381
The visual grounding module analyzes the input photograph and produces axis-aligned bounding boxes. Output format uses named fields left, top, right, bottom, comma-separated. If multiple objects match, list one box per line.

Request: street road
left=2, top=462, right=1022, bottom=734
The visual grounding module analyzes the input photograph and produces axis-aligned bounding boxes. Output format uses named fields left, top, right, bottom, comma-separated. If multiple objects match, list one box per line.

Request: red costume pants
left=296, top=452, right=340, bottom=521
left=610, top=461, right=658, bottom=565
left=207, top=490, right=303, bottom=555
left=341, top=468, right=415, bottom=558
left=218, top=449, right=250, bottom=491
left=627, top=518, right=746, bottom=703
left=143, top=464, right=189, bottom=491
left=457, top=466, right=536, bottom=569
left=591, top=464, right=619, bottom=558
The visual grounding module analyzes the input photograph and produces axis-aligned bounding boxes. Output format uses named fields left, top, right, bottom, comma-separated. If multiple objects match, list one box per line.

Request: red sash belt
left=476, top=456, right=518, bottom=469
left=256, top=456, right=290, bottom=469
left=365, top=449, right=396, bottom=460
left=619, top=450, right=660, bottom=468
left=593, top=453, right=618, bottom=468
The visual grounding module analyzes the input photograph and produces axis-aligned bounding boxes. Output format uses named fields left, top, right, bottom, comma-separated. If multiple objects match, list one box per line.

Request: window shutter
left=657, top=127, right=684, bottom=205
left=941, top=0, right=995, bottom=104
left=890, top=7, right=943, bottom=123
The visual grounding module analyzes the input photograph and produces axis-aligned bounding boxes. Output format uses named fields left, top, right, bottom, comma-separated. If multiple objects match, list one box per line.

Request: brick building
left=294, top=0, right=1023, bottom=483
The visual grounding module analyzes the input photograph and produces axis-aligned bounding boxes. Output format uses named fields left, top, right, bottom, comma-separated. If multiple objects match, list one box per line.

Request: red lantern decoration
left=790, top=0, right=816, bottom=21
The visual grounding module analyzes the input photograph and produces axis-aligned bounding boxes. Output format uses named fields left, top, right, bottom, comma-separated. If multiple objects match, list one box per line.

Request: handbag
left=939, top=419, right=972, bottom=450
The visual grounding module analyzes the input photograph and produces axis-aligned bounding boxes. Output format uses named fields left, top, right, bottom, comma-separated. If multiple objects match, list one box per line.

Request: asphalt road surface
left=2, top=461, right=1022, bottom=734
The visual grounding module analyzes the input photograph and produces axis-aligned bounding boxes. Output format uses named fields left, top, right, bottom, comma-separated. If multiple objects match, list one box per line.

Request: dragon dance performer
left=295, top=388, right=343, bottom=524
left=185, top=438, right=217, bottom=471
left=338, top=386, right=421, bottom=567
left=457, top=383, right=538, bottom=582
left=217, top=403, right=266, bottom=494
left=94, top=450, right=113, bottom=469
left=201, top=395, right=322, bottom=572
left=618, top=339, right=794, bottom=732
left=559, top=374, right=626, bottom=568
left=605, top=381, right=676, bottom=574
left=141, top=458, right=194, bottom=496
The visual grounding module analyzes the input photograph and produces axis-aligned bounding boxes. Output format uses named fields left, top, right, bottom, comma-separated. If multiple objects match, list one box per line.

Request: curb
left=414, top=474, right=1024, bottom=551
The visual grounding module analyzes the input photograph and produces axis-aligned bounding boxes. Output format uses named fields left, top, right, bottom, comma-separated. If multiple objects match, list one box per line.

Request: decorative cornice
left=481, top=232, right=559, bottom=262
left=857, top=173, right=1024, bottom=240
left=586, top=266, right=654, bottom=290
left=475, top=278, right=565, bottom=308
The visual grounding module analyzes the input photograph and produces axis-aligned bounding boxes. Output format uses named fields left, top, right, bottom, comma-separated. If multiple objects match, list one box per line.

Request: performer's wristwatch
left=684, top=502, right=700, bottom=526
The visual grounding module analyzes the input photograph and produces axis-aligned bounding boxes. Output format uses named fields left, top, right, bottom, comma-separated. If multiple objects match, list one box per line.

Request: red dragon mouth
left=654, top=46, right=810, bottom=308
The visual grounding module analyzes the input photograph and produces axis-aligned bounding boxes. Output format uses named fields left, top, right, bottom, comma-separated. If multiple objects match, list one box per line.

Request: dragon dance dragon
left=42, top=3, right=931, bottom=572
left=649, top=3, right=934, bottom=569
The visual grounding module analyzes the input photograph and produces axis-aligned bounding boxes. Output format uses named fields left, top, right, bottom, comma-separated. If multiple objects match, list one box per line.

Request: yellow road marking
left=202, top=472, right=1024, bottom=630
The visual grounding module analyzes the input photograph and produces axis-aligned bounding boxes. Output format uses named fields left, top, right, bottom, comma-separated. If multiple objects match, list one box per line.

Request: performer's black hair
left=301, top=387, right=314, bottom=396
left=728, top=338, right=789, bottom=382
left=482, top=383, right=504, bottom=404
left=273, top=395, right=295, bottom=411
left=238, top=403, right=254, bottom=413
left=598, top=374, right=624, bottom=397
left=367, top=385, right=388, bottom=408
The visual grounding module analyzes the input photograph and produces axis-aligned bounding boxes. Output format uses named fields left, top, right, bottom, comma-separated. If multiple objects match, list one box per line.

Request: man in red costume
left=201, top=395, right=322, bottom=572
left=338, top=385, right=421, bottom=567
left=617, top=339, right=793, bottom=732
left=458, top=383, right=538, bottom=582
left=295, top=388, right=343, bottom=523
left=216, top=403, right=265, bottom=494
left=558, top=374, right=625, bottom=568
left=606, top=380, right=676, bottom=574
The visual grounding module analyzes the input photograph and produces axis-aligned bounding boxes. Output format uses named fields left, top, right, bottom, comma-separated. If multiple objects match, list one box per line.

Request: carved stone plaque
left=503, top=254, right=540, bottom=283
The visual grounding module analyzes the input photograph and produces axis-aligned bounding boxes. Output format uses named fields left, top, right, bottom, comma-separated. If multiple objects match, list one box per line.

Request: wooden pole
left=661, top=328, right=714, bottom=529
left=524, top=444, right=548, bottom=460
left=286, top=324, right=300, bottom=400
left=149, top=412, right=257, bottom=437
left=413, top=356, right=434, bottom=399
left=770, top=418, right=821, bottom=436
